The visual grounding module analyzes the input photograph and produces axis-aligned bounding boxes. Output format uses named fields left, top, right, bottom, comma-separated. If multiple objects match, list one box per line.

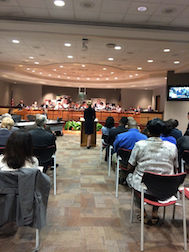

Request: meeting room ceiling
left=0, top=0, right=189, bottom=89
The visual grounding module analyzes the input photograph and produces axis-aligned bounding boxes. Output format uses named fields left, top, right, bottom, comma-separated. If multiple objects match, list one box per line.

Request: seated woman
left=160, top=120, right=177, bottom=145
left=0, top=117, right=14, bottom=147
left=0, top=130, right=39, bottom=171
left=101, top=116, right=115, bottom=145
left=126, top=118, right=178, bottom=225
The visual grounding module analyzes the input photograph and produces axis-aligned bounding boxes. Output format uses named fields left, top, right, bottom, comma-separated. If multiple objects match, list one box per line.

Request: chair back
left=11, top=114, right=21, bottom=123
left=0, top=146, right=5, bottom=155
left=117, top=148, right=131, bottom=166
left=102, top=134, right=109, bottom=145
left=142, top=172, right=186, bottom=201
left=27, top=114, right=36, bottom=121
left=33, top=145, right=56, bottom=165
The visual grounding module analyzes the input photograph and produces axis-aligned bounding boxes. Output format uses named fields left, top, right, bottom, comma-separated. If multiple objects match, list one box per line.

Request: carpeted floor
left=0, top=132, right=188, bottom=252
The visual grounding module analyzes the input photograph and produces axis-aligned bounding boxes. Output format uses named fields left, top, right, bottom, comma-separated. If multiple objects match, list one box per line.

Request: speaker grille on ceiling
left=80, top=1, right=95, bottom=8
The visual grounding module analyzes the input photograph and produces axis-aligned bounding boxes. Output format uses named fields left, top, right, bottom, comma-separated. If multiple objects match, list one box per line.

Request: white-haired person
left=0, top=117, right=15, bottom=147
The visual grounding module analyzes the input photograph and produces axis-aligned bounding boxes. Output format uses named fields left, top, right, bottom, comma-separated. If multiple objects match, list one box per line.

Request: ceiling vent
left=162, top=8, right=176, bottom=14
left=80, top=1, right=95, bottom=8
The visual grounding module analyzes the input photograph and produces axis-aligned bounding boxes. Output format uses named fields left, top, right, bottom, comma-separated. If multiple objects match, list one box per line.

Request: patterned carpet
left=0, top=131, right=188, bottom=252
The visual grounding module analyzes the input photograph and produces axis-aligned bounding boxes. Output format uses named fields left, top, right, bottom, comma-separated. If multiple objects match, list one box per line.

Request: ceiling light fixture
left=96, top=78, right=100, bottom=80
left=32, top=70, right=35, bottom=73
left=26, top=68, right=30, bottom=70
left=34, top=61, right=39, bottom=64
left=67, top=55, right=73, bottom=59
left=59, top=65, right=64, bottom=68
left=135, top=73, right=139, bottom=76
left=163, top=48, right=170, bottom=52
left=87, top=78, right=90, bottom=80
left=54, top=0, right=65, bottom=7
left=174, top=60, right=180, bottom=64
left=103, top=68, right=107, bottom=70
left=106, top=78, right=109, bottom=80
left=58, top=75, right=61, bottom=78
left=137, top=6, right=147, bottom=12
left=48, top=74, right=52, bottom=76
left=82, top=64, right=86, bottom=67
left=147, top=59, right=154, bottom=63
left=77, top=77, right=80, bottom=80
left=114, top=77, right=118, bottom=80
left=39, top=72, right=42, bottom=75
left=18, top=65, right=23, bottom=67
left=137, top=67, right=142, bottom=70
left=53, top=69, right=57, bottom=71
left=129, top=75, right=133, bottom=78
left=110, top=72, right=114, bottom=74
left=12, top=39, right=20, bottom=44
left=67, top=76, right=70, bottom=79
left=108, top=57, right=114, bottom=61
left=114, top=45, right=122, bottom=50
left=64, top=43, right=71, bottom=47
left=29, top=56, right=34, bottom=59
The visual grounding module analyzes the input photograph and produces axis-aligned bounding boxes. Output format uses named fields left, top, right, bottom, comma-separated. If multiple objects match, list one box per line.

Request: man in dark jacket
left=108, top=117, right=128, bottom=146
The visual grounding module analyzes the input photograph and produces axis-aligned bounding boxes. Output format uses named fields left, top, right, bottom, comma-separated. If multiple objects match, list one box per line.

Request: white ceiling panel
left=153, top=4, right=185, bottom=17
left=148, top=15, right=174, bottom=25
left=22, top=8, right=50, bottom=18
left=0, top=6, right=24, bottom=16
left=101, top=0, right=130, bottom=14
left=99, top=12, right=125, bottom=23
left=16, top=0, right=47, bottom=8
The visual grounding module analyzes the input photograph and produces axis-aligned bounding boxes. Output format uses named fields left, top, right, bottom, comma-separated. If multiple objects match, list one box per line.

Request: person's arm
left=113, top=135, right=120, bottom=153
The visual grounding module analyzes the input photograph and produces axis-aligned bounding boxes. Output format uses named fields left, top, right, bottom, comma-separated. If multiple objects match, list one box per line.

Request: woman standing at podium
left=84, top=100, right=96, bottom=149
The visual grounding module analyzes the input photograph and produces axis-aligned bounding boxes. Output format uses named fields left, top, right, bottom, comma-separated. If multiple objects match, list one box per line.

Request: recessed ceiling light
left=87, top=78, right=90, bottom=80
left=67, top=55, right=73, bottom=59
left=174, top=60, right=180, bottom=64
left=39, top=72, right=42, bottom=75
left=137, top=67, right=142, bottom=70
left=103, top=68, right=107, bottom=70
left=58, top=75, right=61, bottom=78
left=18, top=65, right=23, bottom=67
left=53, top=69, right=57, bottom=71
left=26, top=68, right=30, bottom=70
left=106, top=78, right=109, bottom=80
left=32, top=70, right=35, bottom=73
left=54, top=0, right=65, bottom=7
left=59, top=65, right=64, bottom=68
left=64, top=42, right=71, bottom=47
left=67, top=76, right=70, bottom=79
left=163, top=48, right=170, bottom=52
left=147, top=59, right=154, bottom=63
left=135, top=73, right=139, bottom=76
left=77, top=77, right=80, bottom=80
left=29, top=56, right=34, bottom=59
left=114, top=77, right=118, bottom=80
left=144, top=88, right=148, bottom=90
left=64, top=73, right=67, bottom=75
left=48, top=74, right=52, bottom=76
left=131, top=85, right=136, bottom=87
left=82, top=64, right=86, bottom=67
left=34, top=61, right=39, bottom=64
left=164, top=77, right=167, bottom=79
left=137, top=6, right=147, bottom=12
left=108, top=57, right=114, bottom=61
left=129, top=75, right=133, bottom=78
left=24, top=60, right=29, bottom=62
left=99, top=74, right=103, bottom=77
left=110, top=72, right=114, bottom=74
left=96, top=78, right=100, bottom=80
left=114, top=45, right=122, bottom=50
left=12, top=39, right=20, bottom=44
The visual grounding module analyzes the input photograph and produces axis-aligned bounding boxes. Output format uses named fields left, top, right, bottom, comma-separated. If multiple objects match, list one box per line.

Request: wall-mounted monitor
left=167, top=86, right=189, bottom=101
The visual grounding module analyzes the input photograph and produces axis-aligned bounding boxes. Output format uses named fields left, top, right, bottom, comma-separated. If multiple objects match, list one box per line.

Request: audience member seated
left=167, top=119, right=182, bottom=140
left=160, top=120, right=176, bottom=145
left=0, top=130, right=39, bottom=171
left=108, top=117, right=128, bottom=146
left=1, top=113, right=19, bottom=132
left=113, top=120, right=147, bottom=153
left=0, top=117, right=14, bottom=147
left=177, top=130, right=189, bottom=168
left=102, top=116, right=115, bottom=145
left=126, top=118, right=178, bottom=225
left=29, top=114, right=56, bottom=149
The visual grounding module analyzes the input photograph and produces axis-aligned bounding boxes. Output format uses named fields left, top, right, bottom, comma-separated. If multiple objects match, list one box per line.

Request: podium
left=80, top=118, right=98, bottom=147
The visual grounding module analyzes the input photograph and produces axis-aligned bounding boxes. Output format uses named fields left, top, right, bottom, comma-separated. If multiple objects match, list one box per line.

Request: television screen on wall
left=167, top=86, right=189, bottom=101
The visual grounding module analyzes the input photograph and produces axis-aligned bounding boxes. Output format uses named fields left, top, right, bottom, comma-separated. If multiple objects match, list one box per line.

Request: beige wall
left=12, top=83, right=42, bottom=106
left=121, top=89, right=152, bottom=109
left=164, top=101, right=189, bottom=134
left=152, top=86, right=166, bottom=112
left=0, top=81, right=10, bottom=106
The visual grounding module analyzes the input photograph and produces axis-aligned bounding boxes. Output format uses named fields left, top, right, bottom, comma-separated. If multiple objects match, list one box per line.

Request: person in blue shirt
left=113, top=120, right=147, bottom=153
left=160, top=120, right=176, bottom=145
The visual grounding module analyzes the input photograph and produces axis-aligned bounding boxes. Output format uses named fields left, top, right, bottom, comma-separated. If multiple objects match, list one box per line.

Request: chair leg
left=182, top=188, right=187, bottom=251
left=172, top=204, right=176, bottom=220
left=35, top=229, right=40, bottom=251
left=181, top=159, right=185, bottom=173
left=115, top=157, right=120, bottom=198
left=141, top=186, right=144, bottom=251
left=108, top=146, right=112, bottom=177
left=100, top=141, right=102, bottom=163
left=130, top=188, right=134, bottom=223
left=163, top=207, right=166, bottom=222
left=53, top=155, right=56, bottom=195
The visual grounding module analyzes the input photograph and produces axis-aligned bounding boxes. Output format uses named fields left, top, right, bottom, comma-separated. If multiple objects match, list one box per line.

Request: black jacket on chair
left=0, top=168, right=50, bottom=229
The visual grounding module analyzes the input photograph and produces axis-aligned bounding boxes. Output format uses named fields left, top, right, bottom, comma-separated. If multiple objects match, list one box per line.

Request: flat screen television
left=167, top=86, right=189, bottom=101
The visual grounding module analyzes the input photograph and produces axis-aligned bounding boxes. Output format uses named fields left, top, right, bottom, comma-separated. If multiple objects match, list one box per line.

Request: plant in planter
left=64, top=121, right=103, bottom=131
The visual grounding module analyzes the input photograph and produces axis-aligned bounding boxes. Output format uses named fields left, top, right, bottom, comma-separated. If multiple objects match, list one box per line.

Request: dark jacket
left=0, top=128, right=12, bottom=146
left=170, top=128, right=182, bottom=140
left=177, top=136, right=189, bottom=162
left=0, top=168, right=50, bottom=229
left=108, top=125, right=128, bottom=146
left=29, top=127, right=56, bottom=148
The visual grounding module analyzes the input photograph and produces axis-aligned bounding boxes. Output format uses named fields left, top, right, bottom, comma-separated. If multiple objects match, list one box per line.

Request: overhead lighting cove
left=54, top=0, right=65, bottom=7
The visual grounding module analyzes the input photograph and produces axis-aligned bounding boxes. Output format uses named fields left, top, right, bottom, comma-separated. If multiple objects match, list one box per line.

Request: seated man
left=113, top=120, right=147, bottom=153
left=168, top=119, right=182, bottom=140
left=108, top=117, right=128, bottom=146
left=0, top=117, right=14, bottom=146
left=126, top=118, right=178, bottom=224
left=177, top=130, right=189, bottom=169
left=29, top=115, right=56, bottom=172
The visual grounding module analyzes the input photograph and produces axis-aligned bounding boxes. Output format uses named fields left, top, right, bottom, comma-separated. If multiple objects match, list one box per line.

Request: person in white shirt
left=0, top=130, right=38, bottom=171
